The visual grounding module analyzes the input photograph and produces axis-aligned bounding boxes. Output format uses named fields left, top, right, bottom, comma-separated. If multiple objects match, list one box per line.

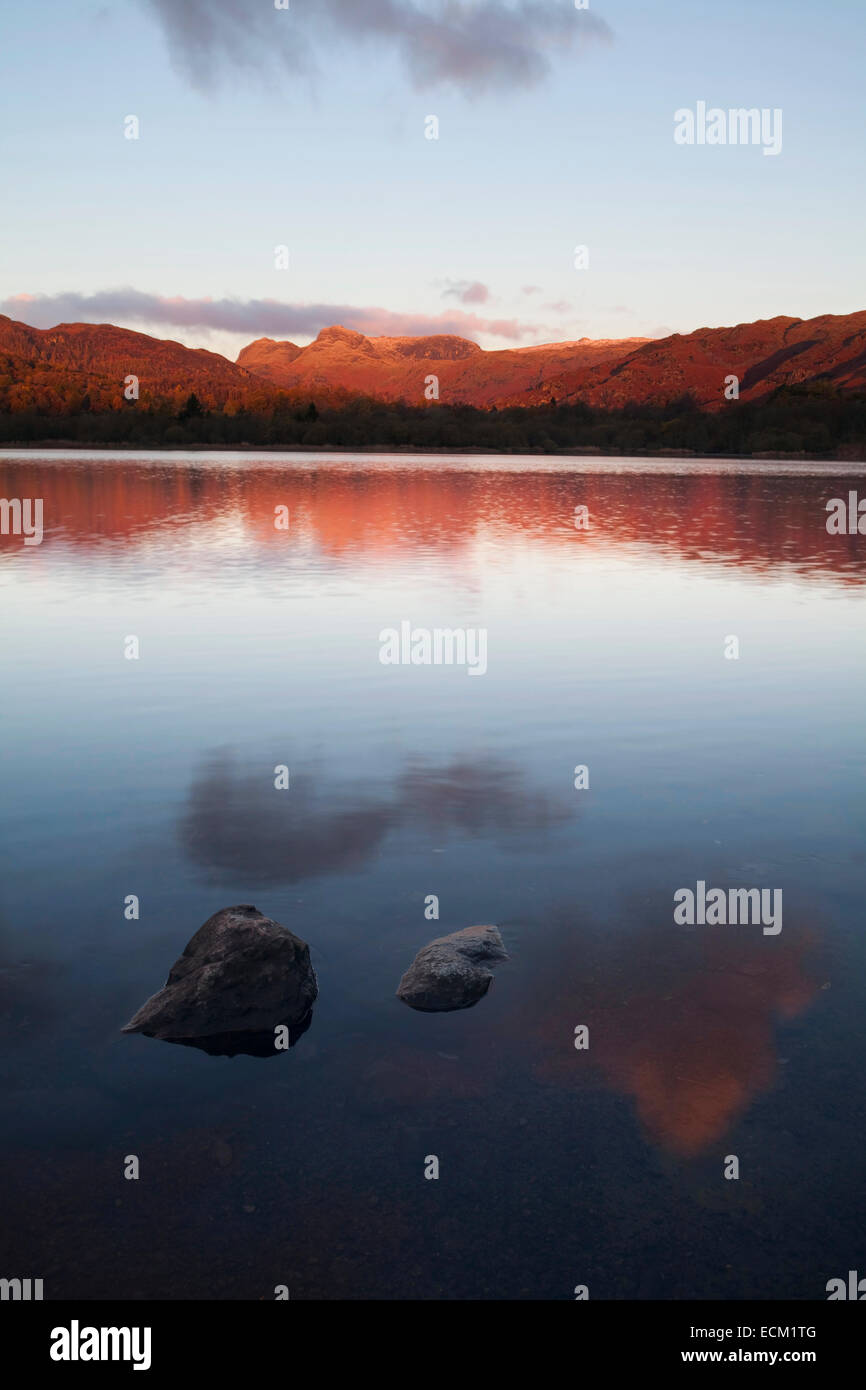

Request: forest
left=1, top=381, right=864, bottom=459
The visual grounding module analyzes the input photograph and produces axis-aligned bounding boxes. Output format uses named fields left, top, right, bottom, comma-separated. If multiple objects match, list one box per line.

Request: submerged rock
left=396, top=924, right=508, bottom=1012
left=121, top=905, right=317, bottom=1047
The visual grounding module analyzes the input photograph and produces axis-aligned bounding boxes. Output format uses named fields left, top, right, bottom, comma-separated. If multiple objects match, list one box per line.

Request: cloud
left=441, top=279, right=490, bottom=305
left=145, top=0, right=612, bottom=94
left=2, top=289, right=542, bottom=342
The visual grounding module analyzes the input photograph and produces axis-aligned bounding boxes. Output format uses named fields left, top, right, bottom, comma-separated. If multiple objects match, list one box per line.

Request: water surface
left=1, top=451, right=864, bottom=1299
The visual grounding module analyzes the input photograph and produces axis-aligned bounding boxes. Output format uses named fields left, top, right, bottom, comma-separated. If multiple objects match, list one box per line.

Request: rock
left=396, top=924, right=508, bottom=1012
left=121, top=905, right=318, bottom=1045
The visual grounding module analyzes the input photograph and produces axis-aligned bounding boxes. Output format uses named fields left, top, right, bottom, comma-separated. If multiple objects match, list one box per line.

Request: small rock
left=396, top=924, right=508, bottom=1012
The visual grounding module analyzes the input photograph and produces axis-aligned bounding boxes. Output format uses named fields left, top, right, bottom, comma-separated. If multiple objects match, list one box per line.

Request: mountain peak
left=314, top=325, right=368, bottom=347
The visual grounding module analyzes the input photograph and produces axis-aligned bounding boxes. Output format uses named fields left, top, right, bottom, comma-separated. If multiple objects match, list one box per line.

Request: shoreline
left=2, top=441, right=864, bottom=463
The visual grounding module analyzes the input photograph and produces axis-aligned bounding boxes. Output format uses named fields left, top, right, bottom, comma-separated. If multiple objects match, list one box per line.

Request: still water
left=1, top=450, right=864, bottom=1299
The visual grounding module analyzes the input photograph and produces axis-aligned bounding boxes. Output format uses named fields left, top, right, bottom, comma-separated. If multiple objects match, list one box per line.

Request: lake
left=1, top=450, right=864, bottom=1300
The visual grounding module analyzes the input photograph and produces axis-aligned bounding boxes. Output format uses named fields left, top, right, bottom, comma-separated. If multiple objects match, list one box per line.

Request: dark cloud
left=146, top=0, right=311, bottom=88
left=3, top=290, right=540, bottom=342
left=145, top=0, right=612, bottom=94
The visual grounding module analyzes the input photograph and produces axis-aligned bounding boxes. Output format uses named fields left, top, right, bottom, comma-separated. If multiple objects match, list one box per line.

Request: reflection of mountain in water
left=180, top=753, right=572, bottom=885
left=2, top=458, right=863, bottom=587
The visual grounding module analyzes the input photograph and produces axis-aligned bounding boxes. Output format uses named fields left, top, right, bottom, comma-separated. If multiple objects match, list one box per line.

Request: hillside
left=0, top=315, right=263, bottom=414
left=1, top=309, right=865, bottom=421
left=236, top=313, right=866, bottom=411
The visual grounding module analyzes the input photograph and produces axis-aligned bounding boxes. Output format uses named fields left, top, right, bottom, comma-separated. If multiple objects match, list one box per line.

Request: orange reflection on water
left=532, top=925, right=820, bottom=1157
left=1, top=457, right=864, bottom=586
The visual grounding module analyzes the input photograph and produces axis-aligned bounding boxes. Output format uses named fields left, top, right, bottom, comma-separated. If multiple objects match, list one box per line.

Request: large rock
left=121, top=905, right=317, bottom=1044
left=396, top=925, right=508, bottom=1012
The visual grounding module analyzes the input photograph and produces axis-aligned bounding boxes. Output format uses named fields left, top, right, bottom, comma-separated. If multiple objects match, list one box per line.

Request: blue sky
left=1, top=0, right=863, bottom=360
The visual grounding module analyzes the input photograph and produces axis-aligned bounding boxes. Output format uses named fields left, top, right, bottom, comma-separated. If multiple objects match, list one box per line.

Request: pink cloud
left=442, top=280, right=491, bottom=306
left=2, top=289, right=544, bottom=343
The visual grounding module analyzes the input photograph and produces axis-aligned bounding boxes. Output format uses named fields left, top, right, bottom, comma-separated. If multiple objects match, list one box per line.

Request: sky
left=0, top=0, right=864, bottom=361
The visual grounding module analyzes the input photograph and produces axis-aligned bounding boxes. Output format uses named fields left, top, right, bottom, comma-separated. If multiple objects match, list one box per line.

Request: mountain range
left=2, top=309, right=865, bottom=416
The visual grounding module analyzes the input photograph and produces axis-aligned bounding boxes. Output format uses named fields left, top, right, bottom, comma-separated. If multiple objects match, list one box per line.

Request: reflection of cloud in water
left=180, top=752, right=572, bottom=884
left=397, top=758, right=567, bottom=834
left=529, top=920, right=820, bottom=1157
left=181, top=759, right=394, bottom=884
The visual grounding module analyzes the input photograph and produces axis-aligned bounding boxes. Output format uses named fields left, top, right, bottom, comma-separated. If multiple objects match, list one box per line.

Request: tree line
left=1, top=383, right=864, bottom=458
